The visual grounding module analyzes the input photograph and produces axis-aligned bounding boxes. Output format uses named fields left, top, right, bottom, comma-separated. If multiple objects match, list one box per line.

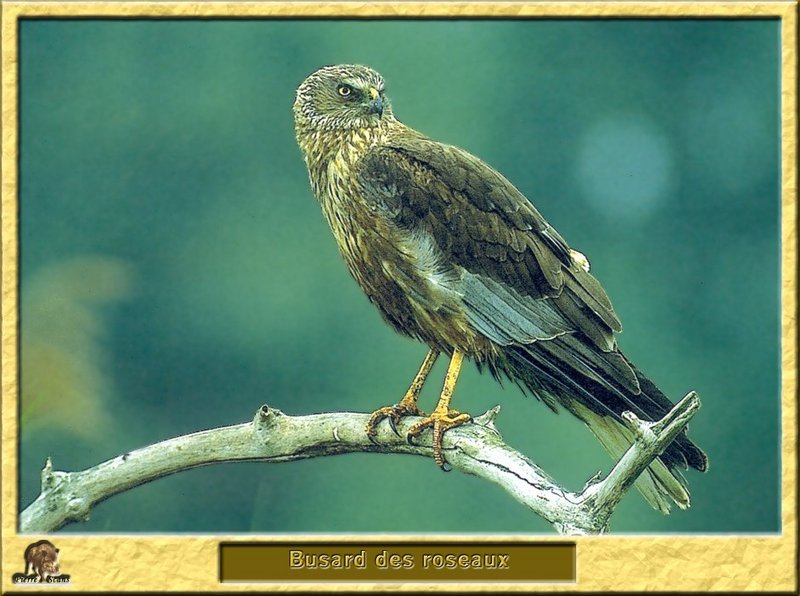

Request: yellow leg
left=366, top=349, right=439, bottom=440
left=407, top=349, right=472, bottom=468
left=401, top=348, right=440, bottom=407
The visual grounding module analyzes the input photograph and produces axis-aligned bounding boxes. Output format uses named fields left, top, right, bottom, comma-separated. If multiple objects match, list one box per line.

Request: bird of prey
left=293, top=64, right=707, bottom=512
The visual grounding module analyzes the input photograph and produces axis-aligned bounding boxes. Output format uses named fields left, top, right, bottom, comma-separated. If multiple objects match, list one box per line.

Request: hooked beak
left=368, top=87, right=384, bottom=117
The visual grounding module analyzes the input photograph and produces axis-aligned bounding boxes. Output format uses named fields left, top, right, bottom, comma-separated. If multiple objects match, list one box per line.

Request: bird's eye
left=337, top=84, right=353, bottom=97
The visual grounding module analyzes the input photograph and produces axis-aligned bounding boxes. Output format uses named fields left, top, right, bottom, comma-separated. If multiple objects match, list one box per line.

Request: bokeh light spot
left=576, top=115, right=674, bottom=222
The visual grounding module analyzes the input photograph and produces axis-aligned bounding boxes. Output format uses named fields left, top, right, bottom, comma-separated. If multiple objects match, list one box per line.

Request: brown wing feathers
left=378, top=136, right=623, bottom=344
left=358, top=134, right=708, bottom=474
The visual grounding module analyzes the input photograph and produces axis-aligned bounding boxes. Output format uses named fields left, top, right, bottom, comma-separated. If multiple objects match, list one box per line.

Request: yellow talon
left=366, top=402, right=425, bottom=441
left=365, top=349, right=438, bottom=441
left=366, top=348, right=471, bottom=469
left=406, top=350, right=471, bottom=468
left=407, top=407, right=472, bottom=468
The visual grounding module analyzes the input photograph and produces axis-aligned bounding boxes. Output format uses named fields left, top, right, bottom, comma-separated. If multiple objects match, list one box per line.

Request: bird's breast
left=300, top=127, right=489, bottom=356
left=321, top=172, right=483, bottom=354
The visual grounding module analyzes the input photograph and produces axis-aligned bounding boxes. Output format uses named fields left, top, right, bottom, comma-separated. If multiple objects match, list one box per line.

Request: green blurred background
left=19, top=19, right=780, bottom=533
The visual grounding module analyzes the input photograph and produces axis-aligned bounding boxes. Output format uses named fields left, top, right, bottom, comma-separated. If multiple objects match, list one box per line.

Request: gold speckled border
left=1, top=2, right=796, bottom=592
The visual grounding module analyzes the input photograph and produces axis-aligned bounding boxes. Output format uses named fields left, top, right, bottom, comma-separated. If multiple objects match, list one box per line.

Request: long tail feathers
left=495, top=342, right=707, bottom=513
left=567, top=401, right=690, bottom=513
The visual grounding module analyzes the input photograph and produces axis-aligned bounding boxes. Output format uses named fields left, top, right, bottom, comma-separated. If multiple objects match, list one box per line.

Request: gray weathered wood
left=19, top=393, right=700, bottom=535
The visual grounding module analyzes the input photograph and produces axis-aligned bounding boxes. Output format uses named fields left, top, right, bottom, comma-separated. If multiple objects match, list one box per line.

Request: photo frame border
left=1, top=1, right=796, bottom=592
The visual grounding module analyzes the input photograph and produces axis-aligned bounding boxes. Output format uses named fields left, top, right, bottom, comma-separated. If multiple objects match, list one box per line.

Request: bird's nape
left=294, top=64, right=391, bottom=131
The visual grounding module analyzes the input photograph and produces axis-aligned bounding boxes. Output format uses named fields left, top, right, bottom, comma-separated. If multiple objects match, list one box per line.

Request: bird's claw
left=406, top=408, right=472, bottom=469
left=365, top=400, right=425, bottom=442
left=387, top=413, right=400, bottom=437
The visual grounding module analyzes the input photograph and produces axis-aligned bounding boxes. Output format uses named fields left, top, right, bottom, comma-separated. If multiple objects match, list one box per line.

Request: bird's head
left=293, top=64, right=393, bottom=131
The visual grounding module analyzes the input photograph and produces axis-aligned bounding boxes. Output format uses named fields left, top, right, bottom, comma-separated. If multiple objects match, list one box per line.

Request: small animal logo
left=11, top=540, right=70, bottom=584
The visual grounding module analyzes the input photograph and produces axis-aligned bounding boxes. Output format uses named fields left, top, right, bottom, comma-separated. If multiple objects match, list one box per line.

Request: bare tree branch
left=19, top=392, right=700, bottom=535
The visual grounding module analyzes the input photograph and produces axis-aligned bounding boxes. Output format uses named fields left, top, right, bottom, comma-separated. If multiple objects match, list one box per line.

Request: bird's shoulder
left=357, top=127, right=570, bottom=291
left=369, top=127, right=572, bottom=261
left=356, top=125, right=623, bottom=346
